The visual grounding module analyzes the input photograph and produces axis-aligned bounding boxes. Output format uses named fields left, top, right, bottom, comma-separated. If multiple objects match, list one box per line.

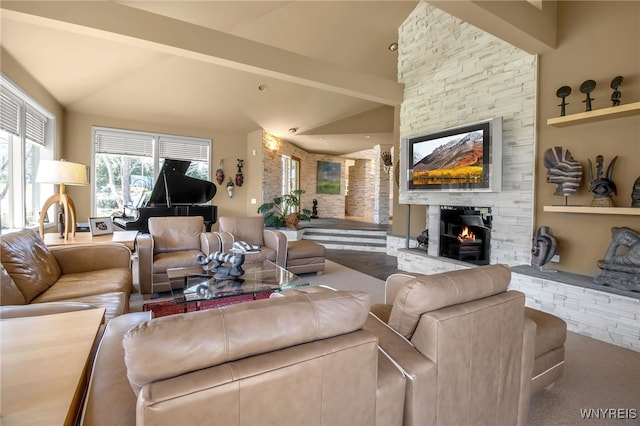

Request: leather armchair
left=366, top=264, right=530, bottom=426
left=217, top=216, right=287, bottom=267
left=136, top=216, right=221, bottom=296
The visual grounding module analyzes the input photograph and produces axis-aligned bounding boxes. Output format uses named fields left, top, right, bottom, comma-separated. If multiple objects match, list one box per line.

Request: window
left=0, top=75, right=55, bottom=231
left=281, top=155, right=300, bottom=196
left=92, top=127, right=211, bottom=216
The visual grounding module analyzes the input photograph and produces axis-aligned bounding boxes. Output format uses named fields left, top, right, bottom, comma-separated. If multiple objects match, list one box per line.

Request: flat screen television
left=405, top=117, right=502, bottom=192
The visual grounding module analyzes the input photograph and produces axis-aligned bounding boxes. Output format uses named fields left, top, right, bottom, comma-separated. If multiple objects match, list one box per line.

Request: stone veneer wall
left=261, top=132, right=346, bottom=219
left=397, top=3, right=537, bottom=267
left=345, top=146, right=391, bottom=224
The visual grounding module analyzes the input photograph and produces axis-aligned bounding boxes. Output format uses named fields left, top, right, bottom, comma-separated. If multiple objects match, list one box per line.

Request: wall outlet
left=551, top=254, right=560, bottom=263
left=250, top=198, right=257, bottom=204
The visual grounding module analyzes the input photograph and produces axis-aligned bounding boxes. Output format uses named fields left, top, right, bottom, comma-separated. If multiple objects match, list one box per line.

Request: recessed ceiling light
left=364, top=135, right=371, bottom=139
left=288, top=127, right=298, bottom=134
left=388, top=42, right=398, bottom=52
left=258, top=84, right=268, bottom=92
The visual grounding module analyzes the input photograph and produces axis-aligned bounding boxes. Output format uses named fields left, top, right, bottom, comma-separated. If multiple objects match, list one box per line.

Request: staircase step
left=300, top=226, right=388, bottom=252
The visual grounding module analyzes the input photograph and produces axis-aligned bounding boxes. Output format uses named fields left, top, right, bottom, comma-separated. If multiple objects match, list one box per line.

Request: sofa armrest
left=365, top=313, right=437, bottom=426
left=263, top=229, right=287, bottom=267
left=135, top=234, right=153, bottom=296
left=0, top=302, right=97, bottom=319
left=200, top=232, right=222, bottom=255
left=51, top=244, right=131, bottom=274
left=384, top=273, right=417, bottom=304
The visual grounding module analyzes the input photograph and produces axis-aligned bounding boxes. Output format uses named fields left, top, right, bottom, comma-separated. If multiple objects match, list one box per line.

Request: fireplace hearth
left=440, top=206, right=492, bottom=265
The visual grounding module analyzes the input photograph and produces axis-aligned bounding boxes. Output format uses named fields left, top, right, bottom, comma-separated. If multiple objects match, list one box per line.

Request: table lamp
left=36, top=159, right=88, bottom=240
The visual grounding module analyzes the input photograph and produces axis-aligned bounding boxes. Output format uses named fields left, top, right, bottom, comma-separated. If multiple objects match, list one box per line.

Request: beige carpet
left=529, top=331, right=640, bottom=425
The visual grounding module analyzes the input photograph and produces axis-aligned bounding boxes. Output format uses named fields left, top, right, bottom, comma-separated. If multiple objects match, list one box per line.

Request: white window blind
left=159, top=135, right=209, bottom=162
left=94, top=129, right=154, bottom=156
left=0, top=88, right=20, bottom=136
left=25, top=105, right=47, bottom=146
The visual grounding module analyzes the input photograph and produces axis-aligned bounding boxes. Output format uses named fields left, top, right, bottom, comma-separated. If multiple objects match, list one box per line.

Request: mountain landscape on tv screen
left=413, top=131, right=483, bottom=171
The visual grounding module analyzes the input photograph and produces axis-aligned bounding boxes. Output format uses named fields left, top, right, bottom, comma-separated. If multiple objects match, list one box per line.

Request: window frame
left=0, top=74, right=56, bottom=232
left=91, top=126, right=211, bottom=216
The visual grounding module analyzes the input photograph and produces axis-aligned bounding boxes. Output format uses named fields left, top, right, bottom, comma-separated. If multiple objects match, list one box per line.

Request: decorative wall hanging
left=543, top=147, right=582, bottom=202
left=556, top=86, right=571, bottom=116
left=316, top=161, right=341, bottom=194
left=215, top=159, right=225, bottom=185
left=381, top=150, right=393, bottom=173
left=235, top=159, right=244, bottom=187
left=588, top=154, right=618, bottom=207
left=226, top=178, right=234, bottom=198
left=610, top=75, right=623, bottom=106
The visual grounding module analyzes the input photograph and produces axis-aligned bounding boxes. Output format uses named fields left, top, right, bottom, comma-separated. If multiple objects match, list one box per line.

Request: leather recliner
left=135, top=216, right=221, bottom=296
left=366, top=264, right=533, bottom=426
left=217, top=216, right=287, bottom=267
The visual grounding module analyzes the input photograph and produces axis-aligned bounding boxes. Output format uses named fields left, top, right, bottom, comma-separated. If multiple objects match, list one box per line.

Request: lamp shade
left=36, top=160, right=88, bottom=186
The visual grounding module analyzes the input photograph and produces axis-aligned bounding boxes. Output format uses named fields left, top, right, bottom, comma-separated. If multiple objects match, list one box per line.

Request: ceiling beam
left=428, top=0, right=557, bottom=54
left=0, top=1, right=404, bottom=105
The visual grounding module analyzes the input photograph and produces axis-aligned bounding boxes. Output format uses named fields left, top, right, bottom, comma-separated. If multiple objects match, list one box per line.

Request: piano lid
left=147, top=159, right=217, bottom=207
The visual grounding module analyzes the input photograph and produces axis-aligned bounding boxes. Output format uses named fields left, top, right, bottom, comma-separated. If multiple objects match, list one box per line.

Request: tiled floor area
left=324, top=249, right=401, bottom=282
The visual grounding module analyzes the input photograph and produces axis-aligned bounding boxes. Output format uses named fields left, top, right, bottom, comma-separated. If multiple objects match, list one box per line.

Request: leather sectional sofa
left=0, top=229, right=133, bottom=321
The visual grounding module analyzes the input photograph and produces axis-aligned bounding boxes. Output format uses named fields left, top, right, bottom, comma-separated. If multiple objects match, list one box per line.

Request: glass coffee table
left=166, top=260, right=309, bottom=308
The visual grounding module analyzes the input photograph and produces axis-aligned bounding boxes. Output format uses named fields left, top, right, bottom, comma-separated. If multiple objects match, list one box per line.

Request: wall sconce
left=381, top=150, right=393, bottom=174
left=226, top=178, right=235, bottom=198
left=36, top=159, right=88, bottom=240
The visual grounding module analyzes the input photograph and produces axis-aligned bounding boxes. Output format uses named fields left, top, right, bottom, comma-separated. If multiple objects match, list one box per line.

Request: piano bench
left=286, top=240, right=325, bottom=275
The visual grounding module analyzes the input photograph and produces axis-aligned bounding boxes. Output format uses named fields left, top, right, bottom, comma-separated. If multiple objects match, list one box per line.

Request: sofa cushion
left=219, top=217, right=265, bottom=247
left=30, top=268, right=132, bottom=304
left=152, top=250, right=202, bottom=273
left=148, top=216, right=204, bottom=254
left=123, top=290, right=371, bottom=394
left=1, top=264, right=26, bottom=305
left=0, top=229, right=61, bottom=303
left=388, top=264, right=511, bottom=338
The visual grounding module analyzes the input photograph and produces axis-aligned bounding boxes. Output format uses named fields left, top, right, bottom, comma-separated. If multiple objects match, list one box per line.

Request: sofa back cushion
left=123, top=290, right=371, bottom=394
left=0, top=229, right=61, bottom=303
left=1, top=264, right=26, bottom=305
left=388, top=264, right=511, bottom=338
left=148, top=216, right=204, bottom=254
left=218, top=216, right=265, bottom=247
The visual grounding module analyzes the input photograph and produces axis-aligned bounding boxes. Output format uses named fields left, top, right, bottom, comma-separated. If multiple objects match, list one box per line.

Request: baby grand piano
left=113, top=159, right=217, bottom=233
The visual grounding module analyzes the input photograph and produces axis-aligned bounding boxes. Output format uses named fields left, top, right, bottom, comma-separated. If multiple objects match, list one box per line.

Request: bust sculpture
left=544, top=147, right=582, bottom=197
left=593, top=227, right=640, bottom=292
left=531, top=226, right=557, bottom=270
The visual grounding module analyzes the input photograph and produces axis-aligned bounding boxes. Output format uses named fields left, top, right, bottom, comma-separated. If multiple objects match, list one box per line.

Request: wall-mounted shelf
left=543, top=205, right=640, bottom=216
left=547, top=101, right=640, bottom=127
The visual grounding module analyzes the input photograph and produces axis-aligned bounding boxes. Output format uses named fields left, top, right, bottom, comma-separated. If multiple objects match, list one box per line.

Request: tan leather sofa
left=218, top=216, right=287, bottom=267
left=136, top=216, right=221, bottom=296
left=366, top=264, right=532, bottom=426
left=81, top=290, right=407, bottom=426
left=0, top=229, right=132, bottom=322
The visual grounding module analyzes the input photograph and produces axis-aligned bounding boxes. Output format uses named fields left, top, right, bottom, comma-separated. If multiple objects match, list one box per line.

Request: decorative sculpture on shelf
left=215, top=159, right=225, bottom=185
left=531, top=226, right=557, bottom=271
left=381, top=150, right=393, bottom=173
left=594, top=227, right=640, bottom=292
left=588, top=154, right=618, bottom=207
left=197, top=251, right=245, bottom=280
left=580, top=79, right=596, bottom=112
left=543, top=147, right=583, bottom=200
left=235, top=159, right=244, bottom=187
left=311, top=199, right=319, bottom=219
left=556, top=85, right=571, bottom=116
left=631, top=176, right=640, bottom=208
left=610, top=75, right=623, bottom=107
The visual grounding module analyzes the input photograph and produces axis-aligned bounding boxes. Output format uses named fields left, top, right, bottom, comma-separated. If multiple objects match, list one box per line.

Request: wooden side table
left=0, top=308, right=105, bottom=425
left=43, top=230, right=139, bottom=251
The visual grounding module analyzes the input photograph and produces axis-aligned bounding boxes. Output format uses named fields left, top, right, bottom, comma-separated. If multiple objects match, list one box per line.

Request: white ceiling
left=1, top=1, right=420, bottom=156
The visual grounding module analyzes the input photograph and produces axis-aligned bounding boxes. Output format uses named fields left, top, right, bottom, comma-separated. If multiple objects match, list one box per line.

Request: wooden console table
left=44, top=230, right=138, bottom=250
left=0, top=308, right=105, bottom=425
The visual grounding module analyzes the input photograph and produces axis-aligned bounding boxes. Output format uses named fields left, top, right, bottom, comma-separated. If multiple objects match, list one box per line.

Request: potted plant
left=257, top=189, right=312, bottom=230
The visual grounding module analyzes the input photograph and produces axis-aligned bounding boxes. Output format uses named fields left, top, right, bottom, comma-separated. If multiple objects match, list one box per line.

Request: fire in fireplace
left=440, top=206, right=492, bottom=265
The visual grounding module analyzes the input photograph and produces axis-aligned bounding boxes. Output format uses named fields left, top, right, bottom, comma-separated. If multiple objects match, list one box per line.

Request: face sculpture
left=543, top=147, right=583, bottom=196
